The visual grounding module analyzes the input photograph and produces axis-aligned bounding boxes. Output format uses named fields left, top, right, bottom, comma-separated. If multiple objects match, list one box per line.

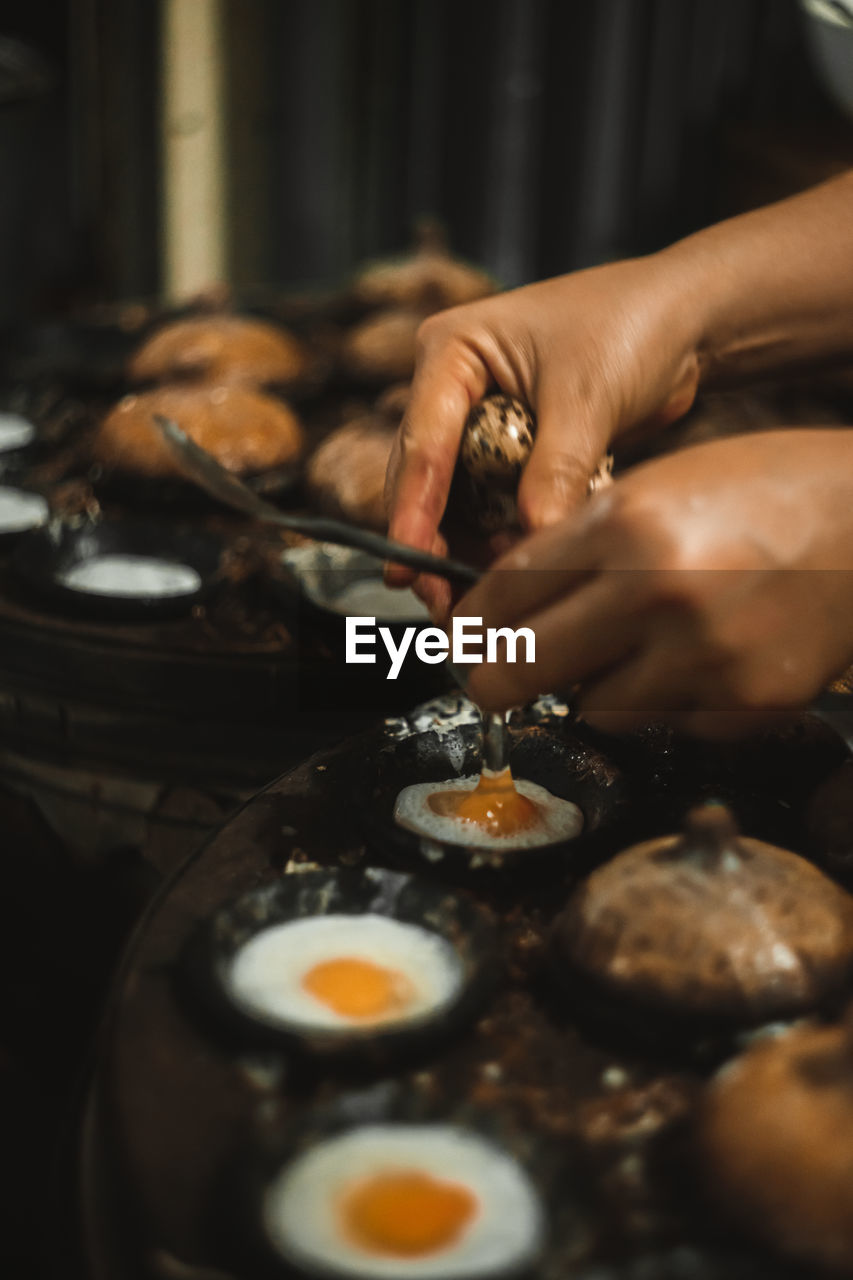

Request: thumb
left=516, top=378, right=614, bottom=531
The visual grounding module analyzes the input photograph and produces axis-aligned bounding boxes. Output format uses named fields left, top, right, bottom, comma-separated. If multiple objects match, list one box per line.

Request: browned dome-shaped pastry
left=352, top=222, right=496, bottom=311
left=94, top=385, right=305, bottom=479
left=305, top=418, right=396, bottom=530
left=127, top=314, right=311, bottom=389
left=341, top=308, right=423, bottom=385
left=697, top=1019, right=853, bottom=1274
left=552, top=803, right=853, bottom=1026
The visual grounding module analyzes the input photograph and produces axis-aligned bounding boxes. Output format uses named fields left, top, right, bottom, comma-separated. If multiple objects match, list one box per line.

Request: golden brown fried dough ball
left=95, top=384, right=305, bottom=479
left=697, top=1021, right=853, bottom=1275
left=127, top=315, right=311, bottom=389
left=352, top=223, right=495, bottom=310
left=305, top=419, right=396, bottom=530
left=341, top=308, right=423, bottom=384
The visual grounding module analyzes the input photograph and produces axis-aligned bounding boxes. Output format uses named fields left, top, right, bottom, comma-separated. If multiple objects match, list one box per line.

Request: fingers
left=407, top=530, right=455, bottom=624
left=384, top=318, right=490, bottom=587
left=575, top=643, right=700, bottom=734
left=517, top=371, right=614, bottom=532
left=414, top=574, right=455, bottom=624
left=676, top=702, right=797, bottom=741
left=463, top=573, right=642, bottom=713
left=455, top=512, right=607, bottom=633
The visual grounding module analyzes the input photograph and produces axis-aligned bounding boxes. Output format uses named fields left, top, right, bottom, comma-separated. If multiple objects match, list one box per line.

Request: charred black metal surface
left=81, top=707, right=853, bottom=1280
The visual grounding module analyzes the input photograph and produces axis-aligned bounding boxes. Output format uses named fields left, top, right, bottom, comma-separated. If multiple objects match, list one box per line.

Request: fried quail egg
left=394, top=769, right=584, bottom=850
left=226, top=915, right=464, bottom=1032
left=57, top=554, right=202, bottom=598
left=263, top=1124, right=544, bottom=1279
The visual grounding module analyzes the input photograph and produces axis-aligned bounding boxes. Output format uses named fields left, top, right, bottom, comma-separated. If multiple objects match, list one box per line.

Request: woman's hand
left=384, top=171, right=853, bottom=622
left=384, top=255, right=703, bottom=615
left=456, top=430, right=853, bottom=739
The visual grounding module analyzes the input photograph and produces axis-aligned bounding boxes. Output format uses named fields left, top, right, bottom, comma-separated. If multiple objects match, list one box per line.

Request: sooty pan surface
left=82, top=701, right=850, bottom=1280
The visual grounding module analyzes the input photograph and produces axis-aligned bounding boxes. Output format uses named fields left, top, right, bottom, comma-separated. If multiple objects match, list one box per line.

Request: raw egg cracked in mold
left=394, top=767, right=584, bottom=851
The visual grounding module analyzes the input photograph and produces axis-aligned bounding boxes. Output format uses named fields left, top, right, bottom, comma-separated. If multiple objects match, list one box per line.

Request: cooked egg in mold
left=57, top=552, right=202, bottom=598
left=0, top=486, right=48, bottom=537
left=228, top=914, right=464, bottom=1032
left=12, top=518, right=221, bottom=620
left=182, top=867, right=498, bottom=1059
left=0, top=412, right=36, bottom=453
left=262, top=1123, right=544, bottom=1280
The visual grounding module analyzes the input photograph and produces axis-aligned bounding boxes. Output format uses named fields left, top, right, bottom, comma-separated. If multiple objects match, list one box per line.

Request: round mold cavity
left=180, top=867, right=499, bottom=1065
left=11, top=518, right=222, bottom=621
left=362, top=721, right=629, bottom=877
left=226, top=1084, right=558, bottom=1280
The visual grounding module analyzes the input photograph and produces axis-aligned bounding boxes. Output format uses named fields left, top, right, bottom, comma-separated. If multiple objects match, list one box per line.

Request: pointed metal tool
left=153, top=414, right=480, bottom=587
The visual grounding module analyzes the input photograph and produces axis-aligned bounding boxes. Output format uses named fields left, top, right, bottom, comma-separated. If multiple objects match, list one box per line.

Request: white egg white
left=57, top=554, right=201, bottom=598
left=0, top=487, right=48, bottom=533
left=226, top=914, right=463, bottom=1032
left=263, top=1124, right=544, bottom=1280
left=0, top=413, right=35, bottom=452
left=394, top=776, right=584, bottom=850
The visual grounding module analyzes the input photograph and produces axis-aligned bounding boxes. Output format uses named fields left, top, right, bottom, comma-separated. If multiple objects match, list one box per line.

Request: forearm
left=662, top=169, right=853, bottom=387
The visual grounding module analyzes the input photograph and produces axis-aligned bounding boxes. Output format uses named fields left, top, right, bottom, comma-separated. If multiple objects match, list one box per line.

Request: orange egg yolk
left=428, top=767, right=540, bottom=838
left=340, top=1169, right=478, bottom=1257
left=301, top=956, right=415, bottom=1020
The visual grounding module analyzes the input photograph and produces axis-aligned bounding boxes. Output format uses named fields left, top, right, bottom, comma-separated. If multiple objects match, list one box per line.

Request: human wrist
left=654, top=231, right=747, bottom=391
left=659, top=172, right=853, bottom=389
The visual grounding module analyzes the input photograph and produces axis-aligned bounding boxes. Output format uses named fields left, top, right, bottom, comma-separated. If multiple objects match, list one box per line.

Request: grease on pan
left=226, top=914, right=464, bottom=1032
left=263, top=1124, right=544, bottom=1279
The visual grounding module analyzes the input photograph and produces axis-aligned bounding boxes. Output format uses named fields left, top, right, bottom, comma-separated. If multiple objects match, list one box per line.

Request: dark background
left=0, top=2, right=851, bottom=1278
left=0, top=0, right=847, bottom=321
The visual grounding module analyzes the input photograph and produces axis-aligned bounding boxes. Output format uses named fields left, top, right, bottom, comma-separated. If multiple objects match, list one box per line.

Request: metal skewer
left=153, top=415, right=480, bottom=587
left=155, top=414, right=531, bottom=770
left=482, top=710, right=510, bottom=772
